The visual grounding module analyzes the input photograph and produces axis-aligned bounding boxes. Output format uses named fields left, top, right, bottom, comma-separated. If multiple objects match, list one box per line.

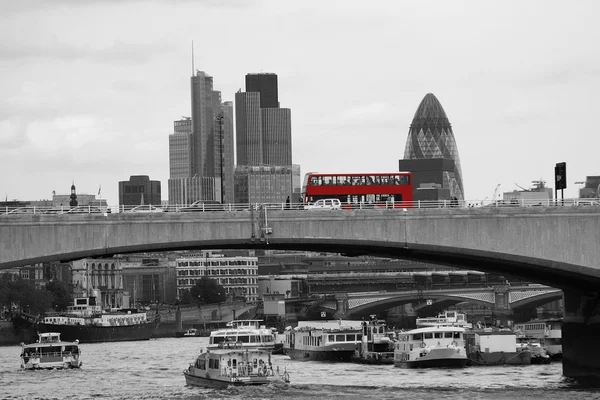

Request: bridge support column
left=493, top=285, right=512, bottom=327
left=334, top=294, right=349, bottom=319
left=563, top=290, right=600, bottom=385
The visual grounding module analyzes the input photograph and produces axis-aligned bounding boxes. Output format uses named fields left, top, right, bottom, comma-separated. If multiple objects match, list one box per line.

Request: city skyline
left=2, top=1, right=599, bottom=207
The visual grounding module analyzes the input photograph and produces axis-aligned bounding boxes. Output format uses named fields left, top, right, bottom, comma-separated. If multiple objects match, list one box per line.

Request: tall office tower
left=234, top=73, right=295, bottom=204
left=246, top=73, right=279, bottom=108
left=168, top=70, right=234, bottom=205
left=169, top=118, right=192, bottom=179
left=262, top=108, right=292, bottom=165
left=235, top=91, right=263, bottom=166
left=402, top=93, right=464, bottom=200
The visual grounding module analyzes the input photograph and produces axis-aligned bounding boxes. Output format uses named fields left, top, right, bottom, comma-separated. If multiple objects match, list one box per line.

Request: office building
left=175, top=253, right=259, bottom=303
left=234, top=73, right=296, bottom=203
left=402, top=93, right=464, bottom=200
left=168, top=70, right=234, bottom=205
left=118, top=175, right=161, bottom=206
left=245, top=73, right=279, bottom=108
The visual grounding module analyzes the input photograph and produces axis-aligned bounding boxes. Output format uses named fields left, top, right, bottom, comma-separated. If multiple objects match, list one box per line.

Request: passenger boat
left=207, top=320, right=276, bottom=351
left=283, top=320, right=363, bottom=362
left=464, top=329, right=531, bottom=366
left=416, top=310, right=473, bottom=329
left=351, top=318, right=396, bottom=364
left=35, top=296, right=160, bottom=343
left=394, top=326, right=468, bottom=368
left=20, top=332, right=82, bottom=370
left=514, top=318, right=562, bottom=359
left=515, top=337, right=551, bottom=364
left=183, top=345, right=290, bottom=388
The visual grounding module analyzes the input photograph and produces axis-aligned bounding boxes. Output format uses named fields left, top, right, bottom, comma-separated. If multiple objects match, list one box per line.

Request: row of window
left=177, top=278, right=257, bottom=286
left=177, top=260, right=257, bottom=267
left=177, top=268, right=257, bottom=276
left=308, top=175, right=410, bottom=186
left=406, top=331, right=462, bottom=341
left=210, top=335, right=274, bottom=344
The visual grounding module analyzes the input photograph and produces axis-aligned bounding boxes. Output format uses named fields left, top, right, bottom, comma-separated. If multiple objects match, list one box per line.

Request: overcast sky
left=2, top=0, right=599, bottom=206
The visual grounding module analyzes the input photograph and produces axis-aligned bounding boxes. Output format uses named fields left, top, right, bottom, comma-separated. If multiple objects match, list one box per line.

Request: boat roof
left=202, top=348, right=271, bottom=356
left=399, top=326, right=466, bottom=334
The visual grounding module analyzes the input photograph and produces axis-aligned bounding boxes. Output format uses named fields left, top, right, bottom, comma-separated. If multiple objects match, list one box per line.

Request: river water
left=1, top=337, right=599, bottom=400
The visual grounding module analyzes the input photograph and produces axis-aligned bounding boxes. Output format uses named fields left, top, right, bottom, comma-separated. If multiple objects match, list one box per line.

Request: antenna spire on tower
left=191, top=40, right=195, bottom=76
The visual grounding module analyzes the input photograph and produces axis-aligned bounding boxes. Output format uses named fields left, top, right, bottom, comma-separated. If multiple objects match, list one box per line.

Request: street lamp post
left=216, top=113, right=225, bottom=205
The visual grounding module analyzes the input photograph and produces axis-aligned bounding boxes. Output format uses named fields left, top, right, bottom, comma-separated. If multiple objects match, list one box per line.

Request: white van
left=305, top=198, right=342, bottom=210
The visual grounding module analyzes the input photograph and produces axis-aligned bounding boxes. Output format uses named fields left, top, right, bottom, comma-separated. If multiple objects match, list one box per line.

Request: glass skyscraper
left=403, top=93, right=464, bottom=200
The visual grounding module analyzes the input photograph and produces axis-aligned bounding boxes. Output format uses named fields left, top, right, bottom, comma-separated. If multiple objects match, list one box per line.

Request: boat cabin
left=395, top=326, right=465, bottom=352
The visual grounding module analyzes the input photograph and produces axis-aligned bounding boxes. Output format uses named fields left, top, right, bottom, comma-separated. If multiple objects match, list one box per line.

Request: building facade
left=245, top=73, right=279, bottom=108
left=71, top=258, right=124, bottom=309
left=234, top=165, right=300, bottom=204
left=402, top=93, right=464, bottom=200
left=118, top=175, right=161, bottom=207
left=168, top=70, right=234, bottom=205
left=175, top=254, right=259, bottom=303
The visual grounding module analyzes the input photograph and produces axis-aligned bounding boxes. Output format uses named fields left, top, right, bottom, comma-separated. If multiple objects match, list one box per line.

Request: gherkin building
left=404, top=93, right=464, bottom=200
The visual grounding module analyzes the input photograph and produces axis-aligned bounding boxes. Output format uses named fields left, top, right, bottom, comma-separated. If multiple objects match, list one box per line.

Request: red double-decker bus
left=302, top=172, right=413, bottom=209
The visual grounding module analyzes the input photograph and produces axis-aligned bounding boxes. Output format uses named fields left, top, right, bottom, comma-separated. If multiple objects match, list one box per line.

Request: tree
left=46, top=281, right=73, bottom=311
left=190, top=277, right=226, bottom=305
left=179, top=289, right=192, bottom=305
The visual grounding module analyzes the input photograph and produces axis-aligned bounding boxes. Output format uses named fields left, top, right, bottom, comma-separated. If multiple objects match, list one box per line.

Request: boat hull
left=467, top=350, right=531, bottom=366
left=183, top=370, right=279, bottom=388
left=351, top=351, right=395, bottom=365
left=36, top=321, right=159, bottom=343
left=285, top=347, right=354, bottom=362
left=395, top=348, right=468, bottom=369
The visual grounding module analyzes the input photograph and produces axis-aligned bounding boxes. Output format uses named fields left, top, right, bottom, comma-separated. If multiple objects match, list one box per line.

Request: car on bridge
left=180, top=200, right=225, bottom=212
left=305, top=198, right=342, bottom=211
left=127, top=205, right=164, bottom=213
left=59, top=206, right=107, bottom=214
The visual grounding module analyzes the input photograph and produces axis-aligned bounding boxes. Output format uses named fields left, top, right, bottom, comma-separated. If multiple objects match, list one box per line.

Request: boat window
left=328, top=334, right=335, bottom=342
left=424, top=333, right=433, bottom=339
left=444, top=332, right=454, bottom=338
left=250, top=335, right=258, bottom=343
left=357, top=334, right=362, bottom=341
left=346, top=334, right=356, bottom=341
left=434, top=332, right=442, bottom=339
left=412, top=333, right=422, bottom=341
left=211, top=336, right=225, bottom=344
left=335, top=334, right=345, bottom=342
left=453, top=332, right=461, bottom=339
left=238, top=335, right=250, bottom=343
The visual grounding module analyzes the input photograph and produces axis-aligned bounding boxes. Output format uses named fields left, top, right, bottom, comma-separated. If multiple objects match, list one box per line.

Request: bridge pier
left=563, top=290, right=600, bottom=385
left=334, top=294, right=349, bottom=319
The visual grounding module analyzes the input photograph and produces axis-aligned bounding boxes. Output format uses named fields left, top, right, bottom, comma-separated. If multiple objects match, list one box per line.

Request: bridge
left=292, top=285, right=563, bottom=320
left=1, top=206, right=600, bottom=382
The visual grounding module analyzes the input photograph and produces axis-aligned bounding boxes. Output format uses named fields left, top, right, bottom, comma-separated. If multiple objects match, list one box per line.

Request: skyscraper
left=245, top=73, right=279, bottom=108
left=234, top=73, right=297, bottom=203
left=402, top=93, right=464, bottom=200
left=168, top=70, right=234, bottom=205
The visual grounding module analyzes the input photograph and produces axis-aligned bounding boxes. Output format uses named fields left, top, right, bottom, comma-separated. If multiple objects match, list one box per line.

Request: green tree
left=190, top=277, right=226, bottom=305
left=179, top=289, right=192, bottom=305
left=46, top=281, right=73, bottom=311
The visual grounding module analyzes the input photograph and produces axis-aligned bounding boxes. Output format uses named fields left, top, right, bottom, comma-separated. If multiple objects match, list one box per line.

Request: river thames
left=1, top=337, right=599, bottom=400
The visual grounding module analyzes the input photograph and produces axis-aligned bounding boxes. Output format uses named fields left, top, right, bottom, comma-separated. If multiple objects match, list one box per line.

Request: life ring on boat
left=451, top=341, right=458, bottom=347
left=420, top=342, right=426, bottom=348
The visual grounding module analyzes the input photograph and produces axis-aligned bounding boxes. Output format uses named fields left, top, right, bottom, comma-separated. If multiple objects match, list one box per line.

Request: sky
left=2, top=0, right=599, bottom=207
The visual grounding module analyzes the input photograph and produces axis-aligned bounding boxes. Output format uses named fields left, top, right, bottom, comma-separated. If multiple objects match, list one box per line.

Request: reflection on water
left=1, top=337, right=599, bottom=399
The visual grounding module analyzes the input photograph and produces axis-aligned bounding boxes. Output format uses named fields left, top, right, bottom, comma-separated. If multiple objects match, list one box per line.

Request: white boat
left=183, top=346, right=290, bottom=388
left=513, top=318, right=562, bottom=359
left=416, top=310, right=473, bottom=329
left=464, top=329, right=531, bottom=365
left=183, top=328, right=199, bottom=337
left=394, top=326, right=468, bottom=368
left=283, top=320, right=363, bottom=362
left=20, top=332, right=82, bottom=370
left=207, top=320, right=275, bottom=352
